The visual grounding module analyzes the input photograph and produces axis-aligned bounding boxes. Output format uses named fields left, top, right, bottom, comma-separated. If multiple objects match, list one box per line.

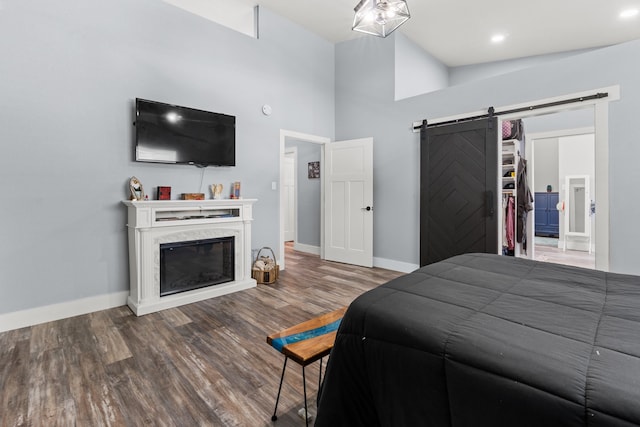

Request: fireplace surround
left=123, top=199, right=257, bottom=315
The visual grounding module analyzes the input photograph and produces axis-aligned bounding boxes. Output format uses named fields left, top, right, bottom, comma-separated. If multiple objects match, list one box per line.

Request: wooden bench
left=266, top=307, right=346, bottom=426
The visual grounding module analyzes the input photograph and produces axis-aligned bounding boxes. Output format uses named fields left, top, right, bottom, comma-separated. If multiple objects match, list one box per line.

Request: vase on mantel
left=211, top=184, right=223, bottom=200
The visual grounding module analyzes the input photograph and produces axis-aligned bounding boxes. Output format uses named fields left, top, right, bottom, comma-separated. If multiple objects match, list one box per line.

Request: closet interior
left=500, top=119, right=532, bottom=257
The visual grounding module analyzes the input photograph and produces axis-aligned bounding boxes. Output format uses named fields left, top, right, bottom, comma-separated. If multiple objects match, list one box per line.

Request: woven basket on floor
left=252, top=247, right=279, bottom=284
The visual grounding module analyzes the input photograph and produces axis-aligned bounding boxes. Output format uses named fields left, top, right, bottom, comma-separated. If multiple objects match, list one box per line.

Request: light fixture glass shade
left=352, top=0, right=410, bottom=38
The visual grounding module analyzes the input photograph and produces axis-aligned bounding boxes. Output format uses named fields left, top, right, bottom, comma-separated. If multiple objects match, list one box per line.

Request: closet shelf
left=500, top=126, right=526, bottom=258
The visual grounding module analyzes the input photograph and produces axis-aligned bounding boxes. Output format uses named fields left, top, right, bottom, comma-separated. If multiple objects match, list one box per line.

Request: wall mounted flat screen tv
left=135, top=98, right=235, bottom=166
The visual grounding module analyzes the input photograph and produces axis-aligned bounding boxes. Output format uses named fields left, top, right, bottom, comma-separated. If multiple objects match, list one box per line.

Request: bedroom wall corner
left=394, top=32, right=449, bottom=100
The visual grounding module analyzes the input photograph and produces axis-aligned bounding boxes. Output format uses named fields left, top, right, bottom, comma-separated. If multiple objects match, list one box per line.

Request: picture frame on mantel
left=157, top=186, right=171, bottom=200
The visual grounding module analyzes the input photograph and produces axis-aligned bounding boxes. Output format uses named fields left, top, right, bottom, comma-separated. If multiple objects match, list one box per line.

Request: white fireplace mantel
left=123, top=199, right=257, bottom=315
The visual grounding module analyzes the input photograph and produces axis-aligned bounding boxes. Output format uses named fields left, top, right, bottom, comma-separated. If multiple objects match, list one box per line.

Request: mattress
left=315, top=253, right=640, bottom=426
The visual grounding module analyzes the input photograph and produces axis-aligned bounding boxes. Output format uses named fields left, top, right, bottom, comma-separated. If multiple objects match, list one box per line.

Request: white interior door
left=324, top=138, right=373, bottom=267
left=283, top=153, right=296, bottom=242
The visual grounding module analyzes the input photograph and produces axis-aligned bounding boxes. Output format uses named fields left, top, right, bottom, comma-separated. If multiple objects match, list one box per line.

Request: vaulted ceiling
left=164, top=0, right=640, bottom=67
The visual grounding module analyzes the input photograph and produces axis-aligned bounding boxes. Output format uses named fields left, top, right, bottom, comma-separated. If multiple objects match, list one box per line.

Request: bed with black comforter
left=315, top=253, right=640, bottom=426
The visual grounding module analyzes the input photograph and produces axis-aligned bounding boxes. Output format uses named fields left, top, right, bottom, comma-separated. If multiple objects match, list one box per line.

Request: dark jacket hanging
left=516, top=157, right=533, bottom=249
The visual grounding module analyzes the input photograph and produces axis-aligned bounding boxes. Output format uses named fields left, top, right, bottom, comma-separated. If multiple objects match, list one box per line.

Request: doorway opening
left=498, top=92, right=611, bottom=271
left=527, top=126, right=596, bottom=269
left=279, top=130, right=329, bottom=270
left=419, top=85, right=618, bottom=271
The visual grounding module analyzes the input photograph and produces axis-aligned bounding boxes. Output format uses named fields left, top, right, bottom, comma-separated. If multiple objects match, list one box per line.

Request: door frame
left=283, top=147, right=297, bottom=243
left=528, top=126, right=595, bottom=260
left=499, top=104, right=607, bottom=269
left=417, top=85, right=618, bottom=271
left=497, top=92, right=613, bottom=271
left=279, top=129, right=330, bottom=270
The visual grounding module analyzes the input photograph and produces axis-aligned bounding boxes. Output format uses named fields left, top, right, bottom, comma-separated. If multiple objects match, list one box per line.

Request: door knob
left=362, top=206, right=372, bottom=211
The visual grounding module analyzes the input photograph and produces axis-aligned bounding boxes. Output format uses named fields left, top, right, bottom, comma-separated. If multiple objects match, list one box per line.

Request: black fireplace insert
left=160, top=236, right=235, bottom=297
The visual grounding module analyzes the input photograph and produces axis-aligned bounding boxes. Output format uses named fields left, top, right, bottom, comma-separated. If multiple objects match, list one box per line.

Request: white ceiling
left=166, top=0, right=640, bottom=67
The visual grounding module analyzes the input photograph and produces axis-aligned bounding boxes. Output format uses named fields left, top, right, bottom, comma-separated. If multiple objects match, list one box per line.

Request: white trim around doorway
left=414, top=85, right=619, bottom=271
left=279, top=129, right=330, bottom=271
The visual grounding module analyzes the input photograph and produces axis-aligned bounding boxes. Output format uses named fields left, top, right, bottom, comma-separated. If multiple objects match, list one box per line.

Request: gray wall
left=284, top=140, right=322, bottom=247
left=449, top=48, right=596, bottom=87
left=394, top=33, right=449, bottom=100
left=336, top=35, right=417, bottom=265
left=533, top=138, right=560, bottom=193
left=523, top=109, right=594, bottom=134
left=0, top=1, right=334, bottom=315
left=394, top=36, right=595, bottom=99
left=336, top=34, right=640, bottom=274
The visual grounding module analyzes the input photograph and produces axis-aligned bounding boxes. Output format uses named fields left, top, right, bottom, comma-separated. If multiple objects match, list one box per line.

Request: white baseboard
left=373, top=257, right=419, bottom=273
left=290, top=244, right=417, bottom=273
left=0, top=291, right=129, bottom=333
left=0, top=255, right=417, bottom=333
left=294, top=242, right=321, bottom=255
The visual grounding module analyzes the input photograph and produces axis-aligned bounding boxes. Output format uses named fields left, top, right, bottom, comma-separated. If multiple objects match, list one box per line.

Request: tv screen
left=135, top=98, right=235, bottom=166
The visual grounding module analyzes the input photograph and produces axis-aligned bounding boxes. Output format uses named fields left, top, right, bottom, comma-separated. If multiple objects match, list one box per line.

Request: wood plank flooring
left=0, top=245, right=402, bottom=427
left=534, top=243, right=596, bottom=269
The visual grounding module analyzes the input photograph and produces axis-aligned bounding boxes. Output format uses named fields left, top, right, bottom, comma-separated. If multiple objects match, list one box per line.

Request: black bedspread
left=315, top=253, right=640, bottom=426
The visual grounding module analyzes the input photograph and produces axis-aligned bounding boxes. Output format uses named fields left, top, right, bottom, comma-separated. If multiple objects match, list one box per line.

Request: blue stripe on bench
left=270, top=319, right=343, bottom=353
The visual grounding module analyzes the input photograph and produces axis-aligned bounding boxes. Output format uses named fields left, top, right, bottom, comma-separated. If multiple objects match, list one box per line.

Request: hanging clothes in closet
left=503, top=194, right=515, bottom=256
left=516, top=157, right=534, bottom=252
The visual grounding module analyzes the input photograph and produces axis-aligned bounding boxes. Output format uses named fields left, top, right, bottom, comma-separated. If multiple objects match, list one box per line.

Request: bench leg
left=271, top=357, right=288, bottom=422
left=302, top=365, right=308, bottom=427
left=272, top=356, right=324, bottom=425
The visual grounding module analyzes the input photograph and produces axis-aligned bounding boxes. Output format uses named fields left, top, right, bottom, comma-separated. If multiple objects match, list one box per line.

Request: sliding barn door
left=420, top=119, right=498, bottom=266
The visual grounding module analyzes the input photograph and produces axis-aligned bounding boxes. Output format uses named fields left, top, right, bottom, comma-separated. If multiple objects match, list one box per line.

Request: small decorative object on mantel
left=181, top=193, right=205, bottom=200
left=308, top=161, right=320, bottom=179
left=157, top=186, right=171, bottom=200
left=230, top=181, right=241, bottom=199
left=210, top=184, right=223, bottom=200
left=252, top=247, right=279, bottom=284
left=129, top=176, right=145, bottom=201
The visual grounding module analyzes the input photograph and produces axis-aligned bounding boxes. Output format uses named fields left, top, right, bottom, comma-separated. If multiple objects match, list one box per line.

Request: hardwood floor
left=534, top=245, right=596, bottom=269
left=0, top=246, right=402, bottom=427
left=533, top=237, right=596, bottom=269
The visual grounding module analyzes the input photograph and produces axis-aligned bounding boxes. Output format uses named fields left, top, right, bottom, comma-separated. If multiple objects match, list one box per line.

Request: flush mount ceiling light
left=352, top=0, right=410, bottom=38
left=619, top=8, right=639, bottom=19
left=491, top=33, right=507, bottom=43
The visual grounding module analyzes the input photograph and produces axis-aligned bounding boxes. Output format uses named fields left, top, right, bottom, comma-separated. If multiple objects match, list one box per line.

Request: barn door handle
left=485, top=191, right=495, bottom=218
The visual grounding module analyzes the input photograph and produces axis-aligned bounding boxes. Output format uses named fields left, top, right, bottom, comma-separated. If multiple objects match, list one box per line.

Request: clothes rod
left=414, top=92, right=609, bottom=131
